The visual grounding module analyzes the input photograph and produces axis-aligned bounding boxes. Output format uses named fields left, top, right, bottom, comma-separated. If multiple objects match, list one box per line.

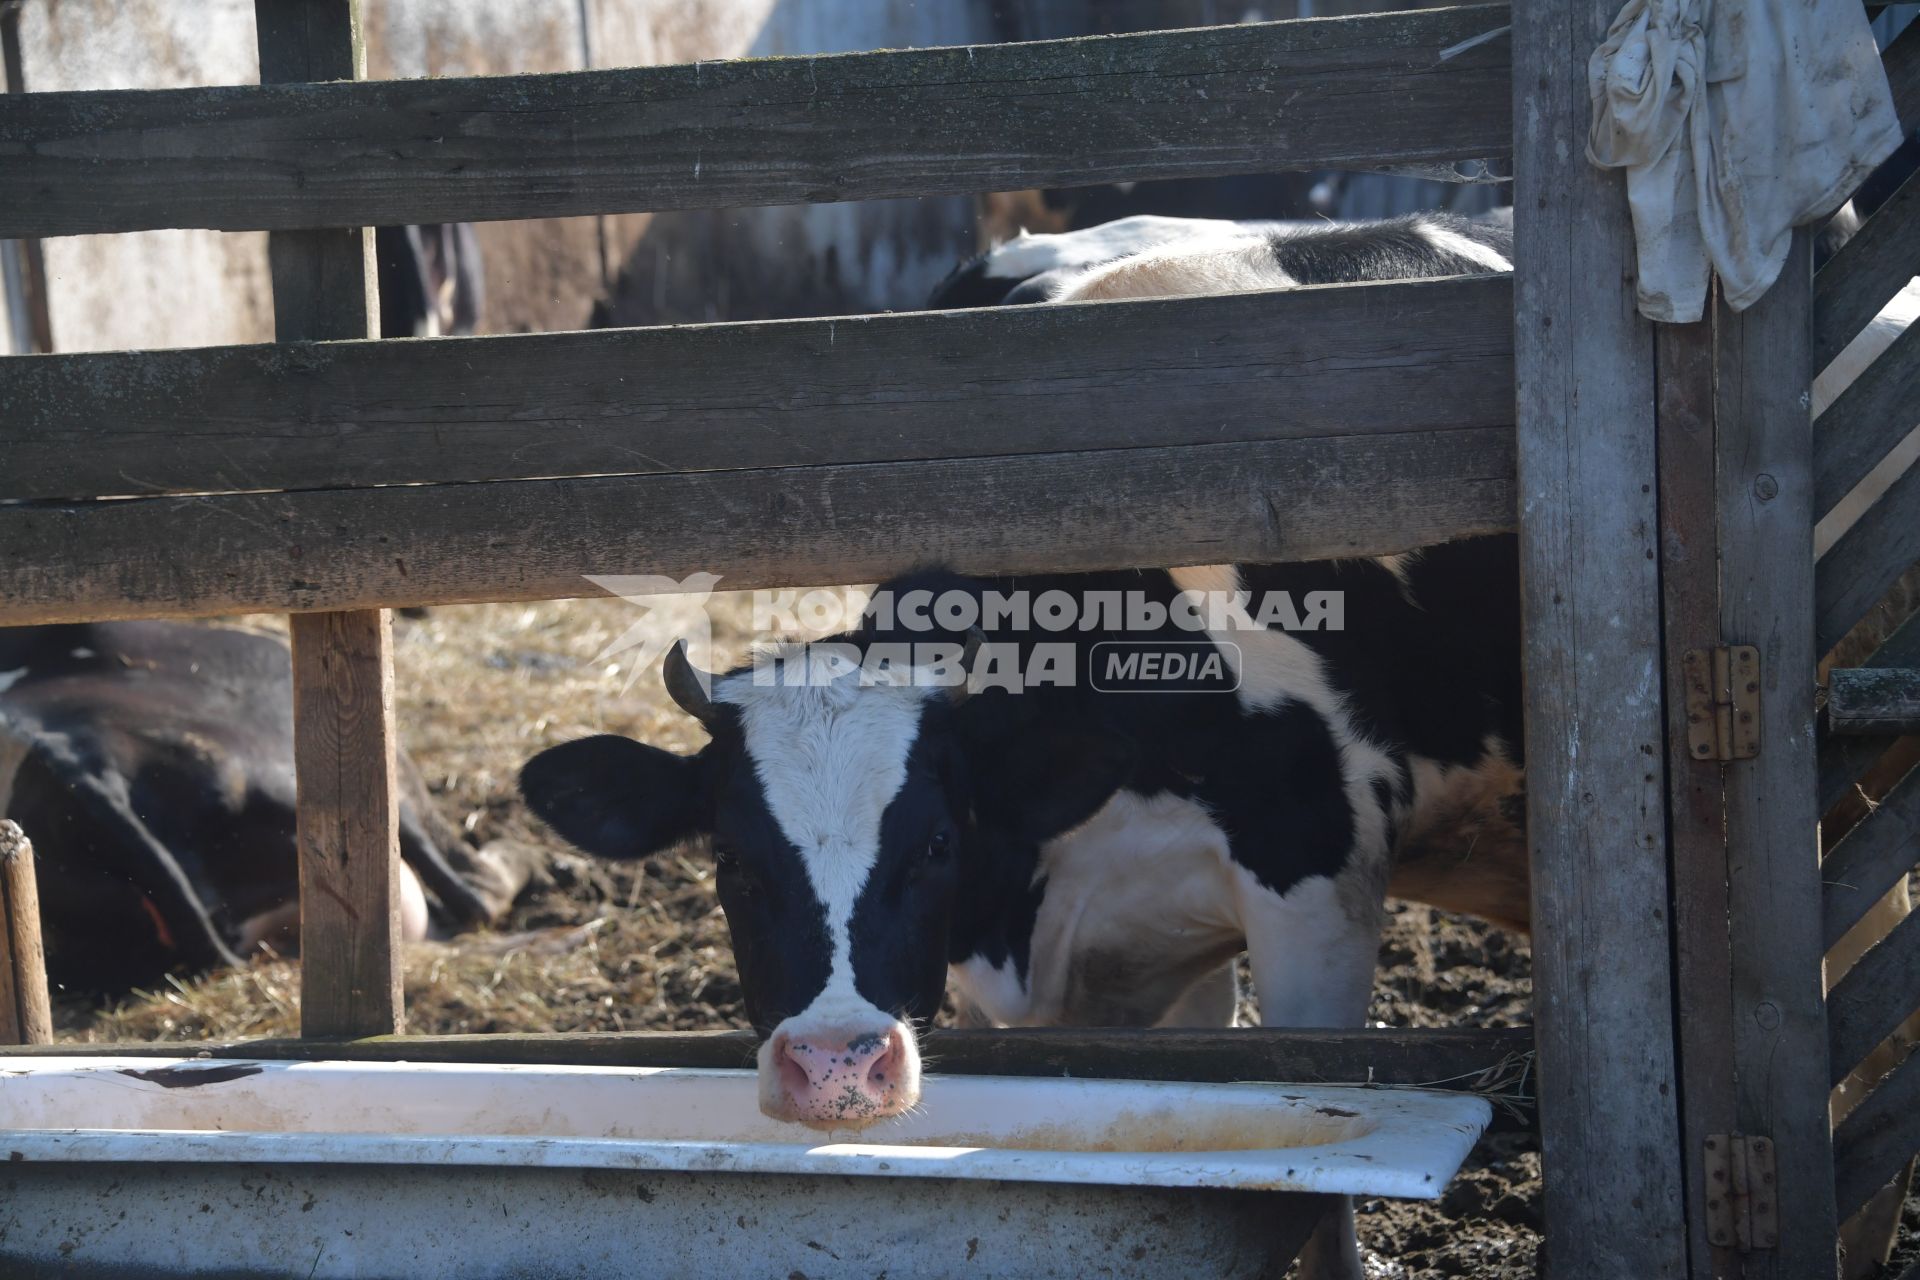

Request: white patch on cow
left=1021, top=788, right=1241, bottom=1027
left=1414, top=219, right=1514, bottom=274
left=69, top=648, right=95, bottom=660
left=982, top=214, right=1272, bottom=280
left=949, top=953, right=1032, bottom=1026
left=716, top=647, right=931, bottom=1035
left=0, top=668, right=27, bottom=694
left=1231, top=871, right=1377, bottom=1028
left=1051, top=238, right=1295, bottom=303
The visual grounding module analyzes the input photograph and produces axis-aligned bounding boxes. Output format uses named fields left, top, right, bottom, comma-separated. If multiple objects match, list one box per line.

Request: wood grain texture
left=0, top=6, right=1514, bottom=238
left=1822, top=760, right=1920, bottom=951
left=0, top=821, right=49, bottom=1045
left=1887, top=17, right=1920, bottom=136
left=1834, top=1042, right=1920, bottom=1228
left=1829, top=667, right=1920, bottom=735
left=1817, top=452, right=1920, bottom=657
left=257, top=0, right=401, bottom=1042
left=1819, top=610, right=1920, bottom=812
left=1813, top=168, right=1918, bottom=372
left=1655, top=319, right=1743, bottom=1277
left=0, top=276, right=1514, bottom=502
left=1512, top=1, right=1686, bottom=1274
left=1712, top=235, right=1839, bottom=1276
left=289, top=608, right=401, bottom=1038
left=1828, top=904, right=1920, bottom=1089
left=0, top=426, right=1516, bottom=625
left=1814, top=310, right=1920, bottom=521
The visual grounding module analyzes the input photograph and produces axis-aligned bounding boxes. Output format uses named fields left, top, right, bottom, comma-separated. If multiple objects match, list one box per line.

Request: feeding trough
left=0, top=1056, right=1490, bottom=1278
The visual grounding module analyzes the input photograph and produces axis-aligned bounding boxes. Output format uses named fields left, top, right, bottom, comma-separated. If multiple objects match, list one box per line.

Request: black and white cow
left=0, top=621, right=526, bottom=992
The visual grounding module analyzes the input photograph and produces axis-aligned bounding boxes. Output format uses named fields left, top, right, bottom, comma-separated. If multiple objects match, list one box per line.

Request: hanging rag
left=1587, top=0, right=1903, bottom=322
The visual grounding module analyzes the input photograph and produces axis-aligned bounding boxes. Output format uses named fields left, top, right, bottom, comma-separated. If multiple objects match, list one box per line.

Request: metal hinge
left=1704, top=1134, right=1777, bottom=1251
left=1683, top=645, right=1762, bottom=761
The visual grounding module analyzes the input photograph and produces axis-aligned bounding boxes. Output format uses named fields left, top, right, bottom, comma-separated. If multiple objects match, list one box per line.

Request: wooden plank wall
left=255, top=0, right=403, bottom=1040
left=1512, top=1, right=1687, bottom=1275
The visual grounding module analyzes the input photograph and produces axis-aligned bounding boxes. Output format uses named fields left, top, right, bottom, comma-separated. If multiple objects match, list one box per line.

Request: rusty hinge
left=1683, top=645, right=1761, bottom=761
left=1704, top=1134, right=1778, bottom=1251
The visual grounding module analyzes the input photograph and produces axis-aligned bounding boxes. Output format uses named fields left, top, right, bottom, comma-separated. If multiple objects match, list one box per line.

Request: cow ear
left=982, top=728, right=1136, bottom=842
left=520, top=735, right=709, bottom=860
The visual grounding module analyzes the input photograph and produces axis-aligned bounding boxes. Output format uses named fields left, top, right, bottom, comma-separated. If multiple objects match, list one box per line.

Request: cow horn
left=663, top=640, right=721, bottom=728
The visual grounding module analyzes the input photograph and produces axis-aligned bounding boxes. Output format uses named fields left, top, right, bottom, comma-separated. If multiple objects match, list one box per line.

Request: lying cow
left=0, top=621, right=529, bottom=992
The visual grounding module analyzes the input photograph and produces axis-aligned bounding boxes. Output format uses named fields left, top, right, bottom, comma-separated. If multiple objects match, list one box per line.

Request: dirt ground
left=53, top=593, right=1548, bottom=1277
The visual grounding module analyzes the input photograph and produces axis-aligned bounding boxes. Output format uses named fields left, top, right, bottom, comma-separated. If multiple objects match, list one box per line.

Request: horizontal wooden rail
left=0, top=6, right=1513, bottom=238
left=1822, top=760, right=1920, bottom=950
left=1821, top=611, right=1920, bottom=812
left=1813, top=168, right=1918, bottom=372
left=1833, top=1037, right=1920, bottom=1225
left=1814, top=308, right=1920, bottom=521
left=1829, top=667, right=1920, bottom=736
left=1828, top=903, right=1920, bottom=1087
left=1816, top=455, right=1920, bottom=657
left=0, top=425, right=1515, bottom=625
left=0, top=277, right=1513, bottom=503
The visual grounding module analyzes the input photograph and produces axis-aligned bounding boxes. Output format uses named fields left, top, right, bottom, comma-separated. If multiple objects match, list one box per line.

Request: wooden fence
left=1, top=0, right=1913, bottom=1275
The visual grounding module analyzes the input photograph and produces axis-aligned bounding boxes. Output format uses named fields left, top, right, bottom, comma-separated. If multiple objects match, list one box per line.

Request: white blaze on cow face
left=716, top=651, right=934, bottom=1128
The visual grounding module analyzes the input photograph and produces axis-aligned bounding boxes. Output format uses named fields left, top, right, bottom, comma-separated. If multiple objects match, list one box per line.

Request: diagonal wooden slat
left=0, top=6, right=1513, bottom=238
left=1829, top=904, right=1920, bottom=1087
left=1822, top=759, right=1920, bottom=951
left=1815, top=307, right=1920, bottom=521
left=1833, top=1039, right=1920, bottom=1225
left=0, top=276, right=1514, bottom=503
left=1814, top=168, right=1919, bottom=372
left=1817, top=455, right=1920, bottom=657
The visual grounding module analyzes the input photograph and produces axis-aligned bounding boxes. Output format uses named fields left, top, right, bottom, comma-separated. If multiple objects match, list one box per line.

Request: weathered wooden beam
left=1813, top=168, right=1919, bottom=372
left=1819, top=610, right=1920, bottom=813
left=0, top=277, right=1514, bottom=503
left=1816, top=451, right=1920, bottom=657
left=0, top=425, right=1516, bottom=625
left=0, top=6, right=1513, bottom=238
left=0, top=820, right=51, bottom=1046
left=1710, top=232, right=1838, bottom=1277
left=1829, top=904, right=1920, bottom=1089
left=1814, top=310, right=1920, bottom=522
left=256, top=0, right=401, bottom=1042
left=1822, top=759, right=1920, bottom=951
left=1833, top=1040, right=1920, bottom=1235
left=1886, top=17, right=1920, bottom=135
left=1513, top=0, right=1686, bottom=1274
left=1830, top=667, right=1920, bottom=736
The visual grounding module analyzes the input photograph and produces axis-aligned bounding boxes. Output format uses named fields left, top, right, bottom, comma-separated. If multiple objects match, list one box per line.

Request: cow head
left=520, top=640, right=970, bottom=1129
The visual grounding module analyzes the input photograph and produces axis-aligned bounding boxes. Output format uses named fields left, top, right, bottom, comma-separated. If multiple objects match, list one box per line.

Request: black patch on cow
left=926, top=257, right=1025, bottom=310
left=1263, top=212, right=1511, bottom=285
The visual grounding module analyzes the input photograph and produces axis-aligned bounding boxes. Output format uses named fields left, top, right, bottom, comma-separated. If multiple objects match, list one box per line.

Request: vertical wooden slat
left=1657, top=318, right=1748, bottom=1278
left=1715, top=233, right=1839, bottom=1277
left=1513, top=0, right=1688, bottom=1275
left=0, top=820, right=51, bottom=1045
left=256, top=0, right=400, bottom=1039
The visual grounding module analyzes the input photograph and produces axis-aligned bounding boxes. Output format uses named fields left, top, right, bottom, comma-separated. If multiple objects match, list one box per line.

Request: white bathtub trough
left=0, top=1056, right=1491, bottom=1279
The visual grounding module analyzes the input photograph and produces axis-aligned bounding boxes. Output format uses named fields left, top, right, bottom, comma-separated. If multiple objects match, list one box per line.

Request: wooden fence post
left=0, top=820, right=51, bottom=1045
left=255, top=0, right=402, bottom=1039
left=1513, top=0, right=1689, bottom=1275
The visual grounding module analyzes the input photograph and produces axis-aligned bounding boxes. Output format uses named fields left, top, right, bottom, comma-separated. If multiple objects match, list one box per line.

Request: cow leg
left=396, top=807, right=491, bottom=927
left=1155, top=961, right=1238, bottom=1028
left=1236, top=867, right=1382, bottom=1280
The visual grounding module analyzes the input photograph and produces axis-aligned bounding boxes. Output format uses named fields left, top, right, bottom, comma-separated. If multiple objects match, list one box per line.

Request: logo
left=1090, top=641, right=1242, bottom=693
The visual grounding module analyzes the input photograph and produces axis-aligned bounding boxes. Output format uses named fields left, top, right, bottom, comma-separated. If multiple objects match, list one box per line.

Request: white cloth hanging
left=1587, top=0, right=1903, bottom=322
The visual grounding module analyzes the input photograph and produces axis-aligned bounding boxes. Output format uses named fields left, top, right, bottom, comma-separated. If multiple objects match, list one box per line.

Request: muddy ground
left=53, top=594, right=1547, bottom=1277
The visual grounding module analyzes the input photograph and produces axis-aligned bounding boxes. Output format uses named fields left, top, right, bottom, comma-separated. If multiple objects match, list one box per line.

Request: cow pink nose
left=772, top=1028, right=910, bottom=1127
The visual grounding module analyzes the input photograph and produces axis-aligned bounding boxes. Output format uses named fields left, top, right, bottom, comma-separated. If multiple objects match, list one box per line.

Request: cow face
left=520, top=643, right=967, bottom=1130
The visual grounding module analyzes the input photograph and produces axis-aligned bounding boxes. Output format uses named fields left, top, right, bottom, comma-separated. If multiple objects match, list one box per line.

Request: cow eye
left=928, top=830, right=953, bottom=861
